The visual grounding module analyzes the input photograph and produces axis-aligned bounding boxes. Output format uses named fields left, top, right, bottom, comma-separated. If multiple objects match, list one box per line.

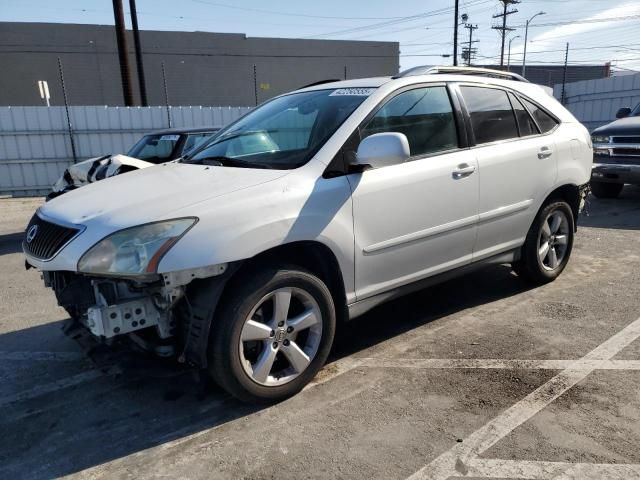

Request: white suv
left=24, top=68, right=592, bottom=403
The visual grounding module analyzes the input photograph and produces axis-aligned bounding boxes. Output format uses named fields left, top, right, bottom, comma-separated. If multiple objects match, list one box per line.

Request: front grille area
left=612, top=136, right=640, bottom=144
left=23, top=214, right=80, bottom=260
left=612, top=148, right=640, bottom=157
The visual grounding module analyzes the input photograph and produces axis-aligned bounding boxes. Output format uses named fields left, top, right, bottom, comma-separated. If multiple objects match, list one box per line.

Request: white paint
left=0, top=370, right=103, bottom=407
left=462, top=458, right=640, bottom=479
left=356, top=357, right=640, bottom=370
left=0, top=351, right=85, bottom=362
left=406, top=315, right=640, bottom=480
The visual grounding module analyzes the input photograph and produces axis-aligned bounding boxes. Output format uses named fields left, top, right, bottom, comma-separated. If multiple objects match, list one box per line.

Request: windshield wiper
left=198, top=156, right=272, bottom=169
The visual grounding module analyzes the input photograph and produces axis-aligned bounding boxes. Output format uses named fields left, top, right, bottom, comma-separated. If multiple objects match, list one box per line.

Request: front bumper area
left=592, top=157, right=640, bottom=185
left=44, top=271, right=176, bottom=340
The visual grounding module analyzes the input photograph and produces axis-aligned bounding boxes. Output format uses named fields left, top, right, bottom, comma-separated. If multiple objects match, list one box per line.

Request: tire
left=209, top=264, right=336, bottom=403
left=590, top=181, right=623, bottom=199
left=512, top=200, right=575, bottom=285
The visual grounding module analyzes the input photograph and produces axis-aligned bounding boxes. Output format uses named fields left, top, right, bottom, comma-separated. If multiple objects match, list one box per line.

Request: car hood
left=41, top=162, right=290, bottom=228
left=592, top=116, right=640, bottom=136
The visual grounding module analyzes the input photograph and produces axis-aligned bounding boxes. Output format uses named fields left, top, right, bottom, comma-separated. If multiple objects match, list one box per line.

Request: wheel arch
left=542, top=183, right=581, bottom=231
left=181, top=240, right=348, bottom=368
left=237, top=240, right=349, bottom=324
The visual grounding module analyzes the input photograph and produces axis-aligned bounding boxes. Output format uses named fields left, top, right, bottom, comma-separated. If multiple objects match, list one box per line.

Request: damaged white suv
left=24, top=68, right=592, bottom=403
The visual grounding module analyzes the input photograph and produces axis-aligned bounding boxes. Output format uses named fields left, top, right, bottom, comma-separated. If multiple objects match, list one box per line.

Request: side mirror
left=353, top=132, right=410, bottom=170
left=616, top=107, right=631, bottom=119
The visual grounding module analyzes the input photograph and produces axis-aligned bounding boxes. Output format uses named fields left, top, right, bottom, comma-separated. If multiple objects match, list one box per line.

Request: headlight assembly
left=78, top=218, right=197, bottom=276
left=591, top=135, right=610, bottom=144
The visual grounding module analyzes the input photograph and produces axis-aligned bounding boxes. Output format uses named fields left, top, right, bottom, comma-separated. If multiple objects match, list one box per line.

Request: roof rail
left=395, top=65, right=530, bottom=83
left=298, top=79, right=342, bottom=89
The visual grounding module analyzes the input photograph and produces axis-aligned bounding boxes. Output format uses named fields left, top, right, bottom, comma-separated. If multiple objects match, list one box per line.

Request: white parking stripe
left=0, top=370, right=103, bottom=407
left=0, top=351, right=85, bottom=362
left=406, top=315, right=640, bottom=480
left=461, top=458, right=640, bottom=479
left=355, top=358, right=640, bottom=370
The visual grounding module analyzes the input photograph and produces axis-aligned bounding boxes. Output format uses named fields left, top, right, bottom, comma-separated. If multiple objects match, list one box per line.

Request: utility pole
left=463, top=23, right=478, bottom=66
left=492, top=0, right=519, bottom=68
left=453, top=0, right=459, bottom=66
left=561, top=43, right=569, bottom=105
left=112, top=0, right=134, bottom=106
left=129, top=0, right=148, bottom=106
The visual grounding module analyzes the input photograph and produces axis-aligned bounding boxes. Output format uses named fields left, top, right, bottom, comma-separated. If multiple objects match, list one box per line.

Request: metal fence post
left=57, top=57, right=78, bottom=164
left=161, top=61, right=171, bottom=127
left=253, top=65, right=258, bottom=106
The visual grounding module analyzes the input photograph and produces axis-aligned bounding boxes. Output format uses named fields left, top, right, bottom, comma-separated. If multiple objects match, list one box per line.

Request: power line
left=491, top=0, right=519, bottom=67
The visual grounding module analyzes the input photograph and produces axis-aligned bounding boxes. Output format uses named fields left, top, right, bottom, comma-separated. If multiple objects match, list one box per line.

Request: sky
left=2, top=0, right=639, bottom=73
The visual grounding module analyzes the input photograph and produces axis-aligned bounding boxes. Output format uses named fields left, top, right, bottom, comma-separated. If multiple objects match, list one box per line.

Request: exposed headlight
left=591, top=135, right=610, bottom=144
left=78, top=218, right=197, bottom=276
left=594, top=147, right=610, bottom=156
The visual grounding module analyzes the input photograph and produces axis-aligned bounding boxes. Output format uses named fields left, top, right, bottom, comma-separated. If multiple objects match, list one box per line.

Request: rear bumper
left=591, top=160, right=640, bottom=185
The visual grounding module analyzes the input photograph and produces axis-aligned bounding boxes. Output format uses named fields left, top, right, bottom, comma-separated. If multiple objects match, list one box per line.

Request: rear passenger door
left=457, top=85, right=558, bottom=260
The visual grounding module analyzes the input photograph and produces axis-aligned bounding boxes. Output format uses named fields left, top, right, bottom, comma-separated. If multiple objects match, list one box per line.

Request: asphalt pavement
left=0, top=187, right=639, bottom=480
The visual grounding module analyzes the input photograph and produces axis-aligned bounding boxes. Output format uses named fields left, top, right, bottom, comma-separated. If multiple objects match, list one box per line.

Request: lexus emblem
left=26, top=224, right=39, bottom=244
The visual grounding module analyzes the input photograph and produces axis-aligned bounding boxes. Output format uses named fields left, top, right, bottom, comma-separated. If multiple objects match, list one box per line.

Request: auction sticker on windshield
left=329, top=88, right=376, bottom=96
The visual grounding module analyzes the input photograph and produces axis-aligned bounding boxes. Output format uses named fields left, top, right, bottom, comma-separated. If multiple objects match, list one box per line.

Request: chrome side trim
left=362, top=199, right=533, bottom=254
left=362, top=214, right=477, bottom=254
left=478, top=199, right=533, bottom=223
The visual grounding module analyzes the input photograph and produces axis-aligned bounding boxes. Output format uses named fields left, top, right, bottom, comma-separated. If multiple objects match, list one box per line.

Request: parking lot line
left=0, top=351, right=85, bottom=362
left=355, top=358, right=640, bottom=370
left=0, top=369, right=103, bottom=407
left=405, top=315, right=640, bottom=480
left=462, top=458, right=640, bottom=479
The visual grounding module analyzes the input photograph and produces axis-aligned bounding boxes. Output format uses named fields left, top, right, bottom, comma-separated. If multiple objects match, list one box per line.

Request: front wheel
left=512, top=200, right=575, bottom=285
left=209, top=265, right=336, bottom=403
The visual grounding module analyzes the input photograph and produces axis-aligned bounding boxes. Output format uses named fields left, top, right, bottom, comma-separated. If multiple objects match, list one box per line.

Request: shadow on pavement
left=0, top=263, right=534, bottom=479
left=0, top=232, right=24, bottom=256
left=580, top=185, right=640, bottom=231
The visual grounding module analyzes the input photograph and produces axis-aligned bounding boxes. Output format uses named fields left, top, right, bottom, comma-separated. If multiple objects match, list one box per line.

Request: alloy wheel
left=538, top=210, right=570, bottom=271
left=239, top=287, right=323, bottom=386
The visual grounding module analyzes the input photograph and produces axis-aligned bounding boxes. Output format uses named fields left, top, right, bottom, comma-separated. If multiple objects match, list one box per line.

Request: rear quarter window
left=521, top=97, right=559, bottom=133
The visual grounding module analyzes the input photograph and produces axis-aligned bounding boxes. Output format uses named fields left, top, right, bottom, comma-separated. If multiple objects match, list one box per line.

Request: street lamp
left=507, top=35, right=521, bottom=68
left=522, top=11, right=546, bottom=78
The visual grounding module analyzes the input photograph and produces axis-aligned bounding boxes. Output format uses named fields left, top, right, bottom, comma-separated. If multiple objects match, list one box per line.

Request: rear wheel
left=209, top=265, right=335, bottom=403
left=591, top=181, right=623, bottom=199
left=512, top=200, right=574, bottom=284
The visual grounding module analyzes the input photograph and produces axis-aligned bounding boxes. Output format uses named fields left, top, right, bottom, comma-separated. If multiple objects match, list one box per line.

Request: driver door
left=348, top=85, right=479, bottom=300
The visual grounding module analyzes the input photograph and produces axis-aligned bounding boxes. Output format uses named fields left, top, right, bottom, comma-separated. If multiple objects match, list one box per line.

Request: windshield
left=127, top=134, right=180, bottom=163
left=186, top=88, right=374, bottom=169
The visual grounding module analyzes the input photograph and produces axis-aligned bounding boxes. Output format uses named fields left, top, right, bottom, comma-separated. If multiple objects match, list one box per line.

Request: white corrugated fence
left=554, top=73, right=640, bottom=132
left=0, top=105, right=252, bottom=196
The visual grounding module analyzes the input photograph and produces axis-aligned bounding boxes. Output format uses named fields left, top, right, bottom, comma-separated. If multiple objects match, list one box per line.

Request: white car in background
left=24, top=67, right=592, bottom=403
left=49, top=127, right=218, bottom=199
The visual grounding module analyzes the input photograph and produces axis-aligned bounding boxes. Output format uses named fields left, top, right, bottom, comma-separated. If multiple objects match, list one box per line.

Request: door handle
left=452, top=163, right=476, bottom=179
left=538, top=146, right=553, bottom=159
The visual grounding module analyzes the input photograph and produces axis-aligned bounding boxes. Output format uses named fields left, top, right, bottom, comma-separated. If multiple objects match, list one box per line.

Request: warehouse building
left=0, top=22, right=399, bottom=107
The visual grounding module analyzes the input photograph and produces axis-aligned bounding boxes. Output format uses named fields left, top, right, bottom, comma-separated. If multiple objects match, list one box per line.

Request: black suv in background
left=591, top=104, right=640, bottom=198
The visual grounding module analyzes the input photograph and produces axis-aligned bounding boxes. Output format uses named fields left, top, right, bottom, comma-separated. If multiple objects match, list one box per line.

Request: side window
left=521, top=98, right=559, bottom=133
left=361, top=86, right=458, bottom=157
left=460, top=86, right=518, bottom=144
left=183, top=133, right=213, bottom=153
left=509, top=93, right=539, bottom=137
